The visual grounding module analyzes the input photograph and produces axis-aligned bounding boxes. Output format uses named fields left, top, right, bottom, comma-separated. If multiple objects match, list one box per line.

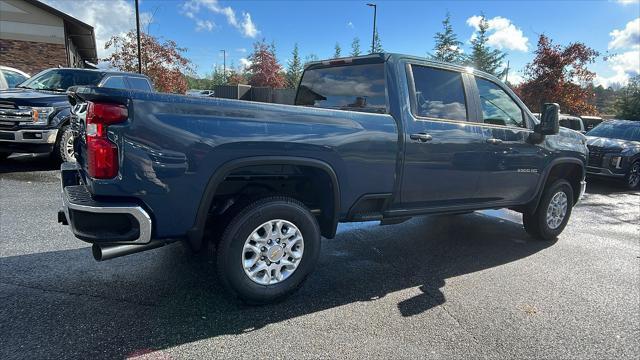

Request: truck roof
left=35, top=67, right=151, bottom=79
left=305, top=52, right=503, bottom=84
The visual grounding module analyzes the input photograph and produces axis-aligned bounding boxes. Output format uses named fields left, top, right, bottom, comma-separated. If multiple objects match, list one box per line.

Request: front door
left=400, top=64, right=486, bottom=209
left=472, top=76, right=544, bottom=203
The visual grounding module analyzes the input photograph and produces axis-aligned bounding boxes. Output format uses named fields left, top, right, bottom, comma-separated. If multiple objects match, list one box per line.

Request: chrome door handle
left=410, top=133, right=432, bottom=142
left=486, top=138, right=503, bottom=145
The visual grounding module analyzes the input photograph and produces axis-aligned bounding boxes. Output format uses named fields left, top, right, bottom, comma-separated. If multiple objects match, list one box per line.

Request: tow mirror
left=536, top=103, right=560, bottom=135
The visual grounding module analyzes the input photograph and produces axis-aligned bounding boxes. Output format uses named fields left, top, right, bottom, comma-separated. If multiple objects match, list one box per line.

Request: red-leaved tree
left=247, top=40, right=286, bottom=88
left=103, top=31, right=194, bottom=94
left=516, top=35, right=599, bottom=115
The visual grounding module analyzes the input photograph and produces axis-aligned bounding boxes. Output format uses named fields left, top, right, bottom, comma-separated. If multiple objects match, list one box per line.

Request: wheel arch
left=529, top=157, right=585, bottom=213
left=187, top=156, right=341, bottom=249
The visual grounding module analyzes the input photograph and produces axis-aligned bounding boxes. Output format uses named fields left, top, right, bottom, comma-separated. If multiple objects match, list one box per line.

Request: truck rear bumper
left=59, top=162, right=152, bottom=244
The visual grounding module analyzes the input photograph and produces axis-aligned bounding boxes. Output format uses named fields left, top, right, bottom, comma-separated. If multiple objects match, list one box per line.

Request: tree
left=372, top=29, right=383, bottom=53
left=304, top=53, right=319, bottom=66
left=465, top=14, right=506, bottom=76
left=516, top=34, right=599, bottom=114
left=103, top=30, right=193, bottom=93
left=613, top=75, right=640, bottom=120
left=334, top=42, right=342, bottom=58
left=351, top=37, right=361, bottom=56
left=286, top=43, right=303, bottom=89
left=247, top=39, right=286, bottom=88
left=227, top=70, right=248, bottom=85
left=431, top=12, right=464, bottom=64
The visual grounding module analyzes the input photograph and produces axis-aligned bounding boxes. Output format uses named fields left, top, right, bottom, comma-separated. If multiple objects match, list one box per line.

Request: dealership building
left=0, top=0, right=97, bottom=76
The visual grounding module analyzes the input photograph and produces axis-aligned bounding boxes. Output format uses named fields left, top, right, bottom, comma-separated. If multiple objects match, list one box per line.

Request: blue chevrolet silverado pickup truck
left=59, top=53, right=587, bottom=303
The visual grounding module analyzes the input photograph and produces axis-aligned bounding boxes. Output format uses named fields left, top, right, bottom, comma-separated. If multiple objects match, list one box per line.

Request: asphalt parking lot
left=1, top=154, right=639, bottom=359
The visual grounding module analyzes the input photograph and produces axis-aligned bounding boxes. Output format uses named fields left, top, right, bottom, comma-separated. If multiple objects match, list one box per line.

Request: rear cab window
left=295, top=62, right=387, bottom=114
left=127, top=77, right=153, bottom=92
left=410, top=65, right=468, bottom=121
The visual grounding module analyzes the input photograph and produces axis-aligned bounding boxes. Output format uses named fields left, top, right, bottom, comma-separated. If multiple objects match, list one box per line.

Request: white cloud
left=617, top=0, right=639, bottom=5
left=182, top=0, right=259, bottom=38
left=195, top=20, right=214, bottom=32
left=466, top=15, right=529, bottom=52
left=347, top=21, right=354, bottom=29
left=240, top=12, right=258, bottom=38
left=608, top=18, right=640, bottom=49
left=596, top=49, right=640, bottom=87
left=41, top=0, right=152, bottom=60
left=236, top=48, right=247, bottom=53
left=506, top=72, right=524, bottom=85
left=239, top=58, right=251, bottom=69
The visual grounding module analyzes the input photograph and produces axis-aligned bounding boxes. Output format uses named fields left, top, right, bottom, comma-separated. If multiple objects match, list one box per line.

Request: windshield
left=19, top=69, right=103, bottom=91
left=296, top=63, right=387, bottom=114
left=586, top=122, right=640, bottom=142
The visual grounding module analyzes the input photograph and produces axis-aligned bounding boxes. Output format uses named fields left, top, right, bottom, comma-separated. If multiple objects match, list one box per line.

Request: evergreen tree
left=334, top=42, right=342, bottom=58
left=350, top=37, right=361, bottom=56
left=614, top=75, right=640, bottom=120
left=286, top=43, right=304, bottom=89
left=431, top=12, right=463, bottom=64
left=372, top=29, right=383, bottom=53
left=465, top=14, right=507, bottom=76
left=304, top=53, right=319, bottom=66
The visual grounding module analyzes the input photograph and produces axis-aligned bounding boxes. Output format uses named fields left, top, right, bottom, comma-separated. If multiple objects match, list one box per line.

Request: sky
left=42, top=0, right=640, bottom=88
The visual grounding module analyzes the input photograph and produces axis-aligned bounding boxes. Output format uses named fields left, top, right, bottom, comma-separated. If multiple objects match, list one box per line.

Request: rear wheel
left=52, top=125, right=75, bottom=163
left=216, top=196, right=321, bottom=304
left=523, top=179, right=574, bottom=241
left=625, top=160, right=640, bottom=190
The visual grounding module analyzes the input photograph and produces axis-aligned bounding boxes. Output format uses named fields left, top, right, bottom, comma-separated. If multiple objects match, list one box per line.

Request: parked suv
left=60, top=53, right=587, bottom=303
left=586, top=120, right=640, bottom=189
left=0, top=68, right=153, bottom=162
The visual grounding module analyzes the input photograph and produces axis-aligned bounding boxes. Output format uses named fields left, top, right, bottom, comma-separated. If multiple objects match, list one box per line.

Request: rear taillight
left=86, top=102, right=128, bottom=179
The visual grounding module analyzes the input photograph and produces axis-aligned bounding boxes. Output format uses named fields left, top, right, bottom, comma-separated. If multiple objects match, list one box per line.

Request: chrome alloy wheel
left=546, top=191, right=568, bottom=230
left=242, top=219, right=304, bottom=285
left=65, top=133, right=75, bottom=160
left=628, top=162, right=640, bottom=188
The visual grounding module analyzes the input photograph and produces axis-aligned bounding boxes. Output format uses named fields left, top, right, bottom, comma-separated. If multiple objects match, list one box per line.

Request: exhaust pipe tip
left=92, top=244, right=104, bottom=261
left=92, top=241, right=170, bottom=261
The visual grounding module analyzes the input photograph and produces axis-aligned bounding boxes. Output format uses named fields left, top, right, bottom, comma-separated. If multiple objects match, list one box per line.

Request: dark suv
left=0, top=68, right=153, bottom=162
left=586, top=120, right=640, bottom=189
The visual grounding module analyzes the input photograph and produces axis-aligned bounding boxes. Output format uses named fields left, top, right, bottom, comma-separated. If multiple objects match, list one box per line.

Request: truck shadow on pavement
left=0, top=211, right=557, bottom=358
left=0, top=154, right=59, bottom=174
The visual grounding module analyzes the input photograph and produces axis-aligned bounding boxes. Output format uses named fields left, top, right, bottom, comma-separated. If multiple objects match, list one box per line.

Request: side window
left=476, top=77, right=524, bottom=128
left=101, top=76, right=127, bottom=89
left=411, top=65, right=467, bottom=121
left=127, top=77, right=152, bottom=92
left=3, top=70, right=28, bottom=88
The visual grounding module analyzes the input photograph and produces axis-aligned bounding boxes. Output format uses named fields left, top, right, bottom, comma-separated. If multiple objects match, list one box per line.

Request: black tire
left=523, top=179, right=574, bottom=241
left=625, top=160, right=640, bottom=190
left=0, top=152, right=10, bottom=161
left=216, top=196, right=321, bottom=304
left=52, top=125, right=75, bottom=163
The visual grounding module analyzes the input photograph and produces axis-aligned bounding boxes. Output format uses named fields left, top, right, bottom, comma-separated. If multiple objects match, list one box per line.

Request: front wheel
left=216, top=196, right=321, bottom=304
left=625, top=160, right=640, bottom=190
left=523, top=179, right=574, bottom=241
left=52, top=125, right=75, bottom=163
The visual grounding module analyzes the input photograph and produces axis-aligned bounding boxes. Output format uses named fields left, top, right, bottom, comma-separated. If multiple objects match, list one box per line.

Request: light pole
left=220, top=49, right=226, bottom=83
left=135, top=0, right=142, bottom=73
left=366, top=3, right=377, bottom=53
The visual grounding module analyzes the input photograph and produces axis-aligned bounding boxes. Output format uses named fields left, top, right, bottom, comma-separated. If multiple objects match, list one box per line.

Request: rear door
left=399, top=64, right=486, bottom=209
left=471, top=75, right=544, bottom=204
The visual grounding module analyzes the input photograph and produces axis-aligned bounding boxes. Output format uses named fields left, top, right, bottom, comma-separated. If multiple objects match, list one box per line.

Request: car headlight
left=31, top=107, right=55, bottom=125
left=610, top=156, right=622, bottom=169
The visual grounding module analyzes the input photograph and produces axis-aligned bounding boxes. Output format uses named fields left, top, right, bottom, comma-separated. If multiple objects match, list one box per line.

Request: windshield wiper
left=16, top=85, right=33, bottom=89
